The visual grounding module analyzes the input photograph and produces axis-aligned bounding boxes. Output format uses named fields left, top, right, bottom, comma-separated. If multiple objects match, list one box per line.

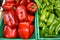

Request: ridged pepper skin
left=3, top=26, right=17, bottom=38
left=4, top=11, right=17, bottom=28
left=18, top=22, right=34, bottom=39
left=27, top=2, right=37, bottom=14
left=2, top=2, right=15, bottom=11
left=16, top=5, right=27, bottom=22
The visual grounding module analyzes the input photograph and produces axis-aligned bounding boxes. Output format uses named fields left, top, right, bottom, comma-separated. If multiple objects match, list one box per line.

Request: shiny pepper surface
left=18, top=22, right=34, bottom=39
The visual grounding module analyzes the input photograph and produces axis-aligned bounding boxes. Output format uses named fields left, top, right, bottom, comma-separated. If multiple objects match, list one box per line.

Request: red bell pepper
left=27, top=2, right=37, bottom=14
left=27, top=14, right=34, bottom=24
left=15, top=14, right=18, bottom=26
left=15, top=0, right=26, bottom=6
left=4, top=11, right=17, bottom=28
left=15, top=0, right=20, bottom=6
left=5, top=0, right=15, bottom=3
left=16, top=5, right=27, bottom=22
left=2, top=2, right=15, bottom=11
left=18, top=22, right=34, bottom=39
left=3, top=26, right=17, bottom=38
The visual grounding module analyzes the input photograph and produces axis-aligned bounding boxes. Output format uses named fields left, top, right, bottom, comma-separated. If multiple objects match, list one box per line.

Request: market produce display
left=35, top=0, right=60, bottom=37
left=2, top=0, right=37, bottom=38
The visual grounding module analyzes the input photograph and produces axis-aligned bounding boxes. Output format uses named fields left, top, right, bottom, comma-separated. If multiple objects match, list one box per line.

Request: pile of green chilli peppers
left=34, top=0, right=60, bottom=37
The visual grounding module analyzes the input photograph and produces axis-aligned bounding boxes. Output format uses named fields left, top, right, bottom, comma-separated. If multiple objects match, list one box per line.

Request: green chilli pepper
left=49, top=19, right=58, bottom=35
left=47, top=14, right=55, bottom=26
left=40, top=26, right=49, bottom=37
left=39, top=21, right=45, bottom=27
left=41, top=25, right=47, bottom=35
left=40, top=8, right=47, bottom=21
left=46, top=12, right=50, bottom=18
left=55, top=8, right=60, bottom=17
left=55, top=23, right=60, bottom=35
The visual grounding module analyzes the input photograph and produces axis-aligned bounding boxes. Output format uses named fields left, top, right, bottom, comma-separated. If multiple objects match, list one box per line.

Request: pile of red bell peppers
left=2, top=0, right=37, bottom=39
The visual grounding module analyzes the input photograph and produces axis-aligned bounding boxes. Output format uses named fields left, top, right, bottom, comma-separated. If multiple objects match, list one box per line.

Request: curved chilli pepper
left=18, top=22, right=34, bottom=39
left=47, top=14, right=55, bottom=26
left=16, top=5, right=27, bottom=22
left=49, top=20, right=58, bottom=35
left=40, top=8, right=46, bottom=21
left=39, top=21, right=45, bottom=27
left=15, top=0, right=26, bottom=6
left=2, top=2, right=15, bottom=11
left=27, top=2, right=37, bottom=14
left=4, top=11, right=16, bottom=28
left=3, top=26, right=17, bottom=38
left=55, top=23, right=60, bottom=35
left=5, top=0, right=15, bottom=3
left=27, top=14, right=34, bottom=24
left=41, top=25, right=47, bottom=35
left=55, top=9, right=60, bottom=17
left=46, top=12, right=50, bottom=18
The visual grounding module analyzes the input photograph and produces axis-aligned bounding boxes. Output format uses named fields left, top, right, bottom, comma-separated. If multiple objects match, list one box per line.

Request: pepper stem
left=31, top=6, right=34, bottom=9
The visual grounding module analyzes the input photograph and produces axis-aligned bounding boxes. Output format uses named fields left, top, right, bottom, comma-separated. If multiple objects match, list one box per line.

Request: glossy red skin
left=16, top=5, right=27, bottom=22
left=30, top=25, right=34, bottom=37
left=2, top=2, right=15, bottom=11
left=26, top=0, right=30, bottom=5
left=27, top=2, right=37, bottom=13
left=18, top=22, right=34, bottom=39
left=27, top=14, right=34, bottom=24
left=3, top=26, right=17, bottom=38
left=5, top=0, right=15, bottom=3
left=4, top=11, right=16, bottom=28
left=15, top=0, right=26, bottom=6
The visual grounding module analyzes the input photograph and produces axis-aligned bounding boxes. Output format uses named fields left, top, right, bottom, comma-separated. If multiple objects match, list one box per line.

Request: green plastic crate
left=0, top=11, right=38, bottom=40
left=36, top=10, right=60, bottom=40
